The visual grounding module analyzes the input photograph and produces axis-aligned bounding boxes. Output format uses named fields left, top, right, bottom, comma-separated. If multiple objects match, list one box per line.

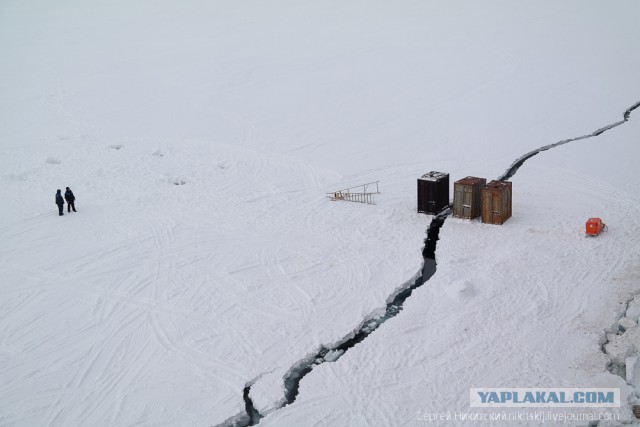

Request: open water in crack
left=227, top=209, right=449, bottom=426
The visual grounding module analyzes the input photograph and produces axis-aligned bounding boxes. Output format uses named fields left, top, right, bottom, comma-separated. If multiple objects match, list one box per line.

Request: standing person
left=55, top=189, right=65, bottom=216
left=64, top=187, right=76, bottom=212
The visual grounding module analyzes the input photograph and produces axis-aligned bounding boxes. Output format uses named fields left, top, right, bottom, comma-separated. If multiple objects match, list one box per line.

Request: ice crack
left=243, top=383, right=263, bottom=426
left=224, top=208, right=449, bottom=426
left=499, top=99, right=639, bottom=180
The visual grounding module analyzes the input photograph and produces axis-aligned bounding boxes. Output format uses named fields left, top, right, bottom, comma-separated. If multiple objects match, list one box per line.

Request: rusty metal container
left=417, top=171, right=449, bottom=214
left=481, top=180, right=512, bottom=225
left=453, top=176, right=486, bottom=219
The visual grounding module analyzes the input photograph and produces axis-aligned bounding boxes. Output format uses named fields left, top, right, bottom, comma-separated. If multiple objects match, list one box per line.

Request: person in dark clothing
left=64, top=187, right=76, bottom=212
left=55, top=189, right=65, bottom=216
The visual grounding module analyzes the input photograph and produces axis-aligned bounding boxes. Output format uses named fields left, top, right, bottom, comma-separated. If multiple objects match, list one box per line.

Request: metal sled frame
left=327, top=181, right=380, bottom=205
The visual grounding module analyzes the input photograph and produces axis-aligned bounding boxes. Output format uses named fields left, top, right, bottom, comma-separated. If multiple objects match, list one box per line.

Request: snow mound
left=605, top=328, right=640, bottom=365
left=618, top=317, right=638, bottom=333
left=626, top=356, right=640, bottom=393
left=626, top=296, right=640, bottom=323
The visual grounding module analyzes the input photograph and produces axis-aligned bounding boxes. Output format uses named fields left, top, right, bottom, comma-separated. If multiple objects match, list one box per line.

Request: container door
left=427, top=183, right=435, bottom=212
left=418, top=181, right=429, bottom=213
left=492, top=192, right=503, bottom=224
left=482, top=191, right=491, bottom=223
left=463, top=186, right=472, bottom=219
left=483, top=191, right=499, bottom=224
left=419, top=181, right=427, bottom=212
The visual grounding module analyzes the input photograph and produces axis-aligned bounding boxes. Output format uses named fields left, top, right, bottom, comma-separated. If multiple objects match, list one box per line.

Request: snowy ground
left=1, top=1, right=639, bottom=426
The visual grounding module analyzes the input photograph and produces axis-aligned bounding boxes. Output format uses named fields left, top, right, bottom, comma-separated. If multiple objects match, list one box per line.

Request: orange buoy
left=586, top=218, right=607, bottom=237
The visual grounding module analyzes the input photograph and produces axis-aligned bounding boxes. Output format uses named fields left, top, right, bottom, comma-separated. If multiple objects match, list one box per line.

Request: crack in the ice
left=228, top=208, right=449, bottom=426
left=499, top=99, right=639, bottom=181
left=242, top=383, right=263, bottom=426
left=217, top=377, right=264, bottom=427
left=281, top=209, right=448, bottom=408
left=623, top=100, right=640, bottom=121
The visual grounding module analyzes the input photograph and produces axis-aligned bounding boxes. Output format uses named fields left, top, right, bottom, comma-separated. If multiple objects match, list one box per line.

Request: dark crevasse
left=223, top=208, right=450, bottom=426
left=243, top=384, right=262, bottom=426
left=220, top=382, right=263, bottom=427
left=499, top=100, right=639, bottom=181
left=281, top=208, right=449, bottom=408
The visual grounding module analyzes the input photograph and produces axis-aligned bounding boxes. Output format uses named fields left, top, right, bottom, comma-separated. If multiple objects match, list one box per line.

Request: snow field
left=1, top=0, right=640, bottom=425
